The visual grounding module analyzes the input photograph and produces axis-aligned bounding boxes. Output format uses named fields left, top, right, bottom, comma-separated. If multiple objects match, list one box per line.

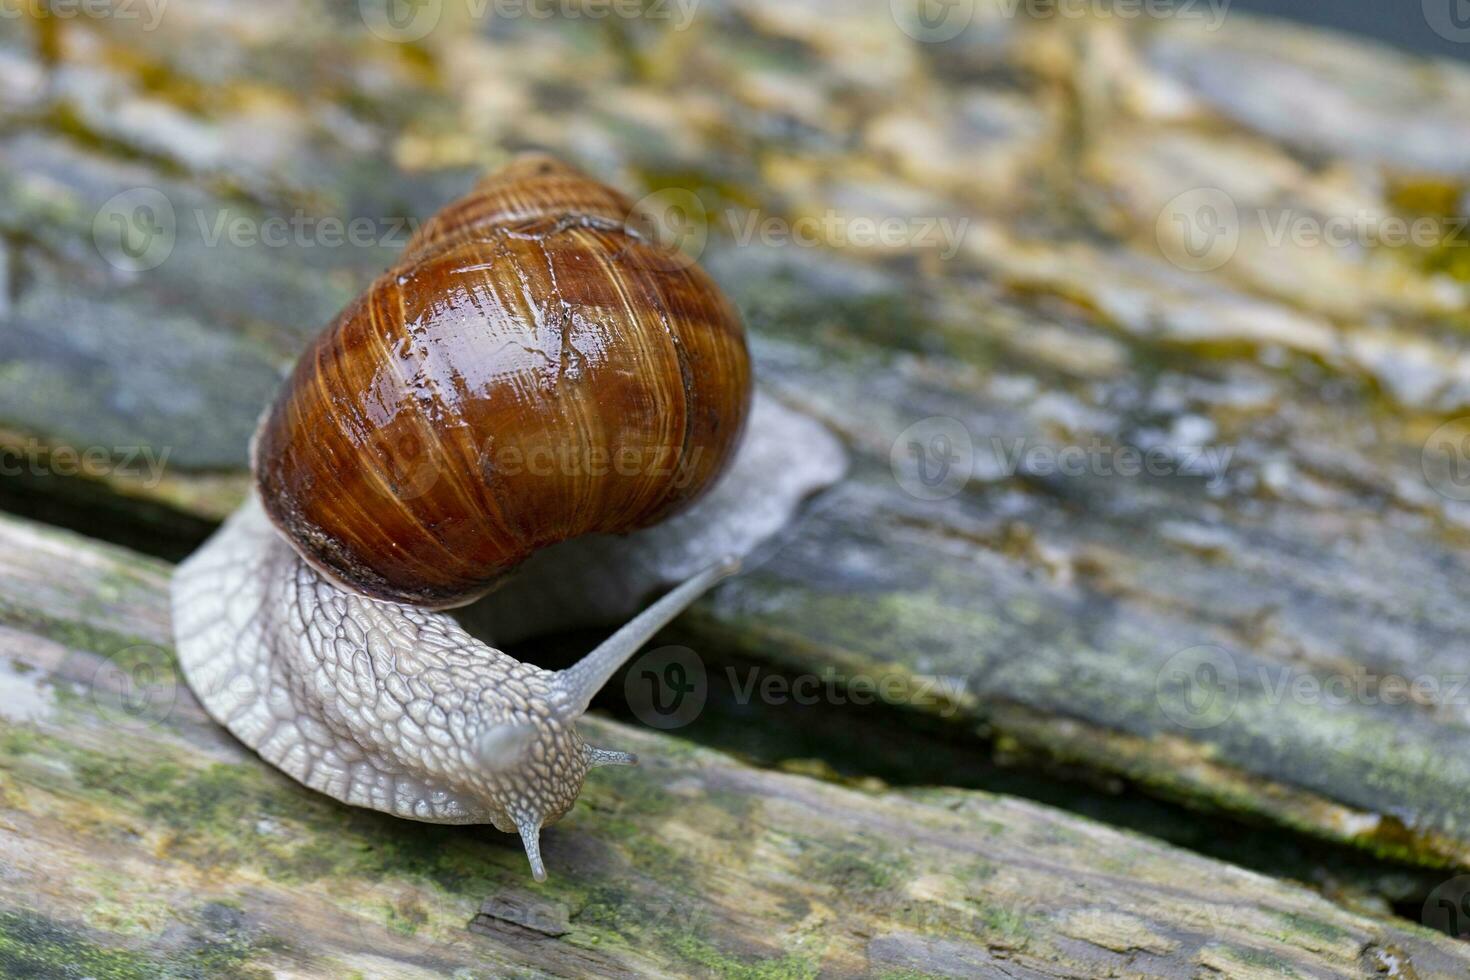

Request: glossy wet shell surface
left=254, top=161, right=751, bottom=607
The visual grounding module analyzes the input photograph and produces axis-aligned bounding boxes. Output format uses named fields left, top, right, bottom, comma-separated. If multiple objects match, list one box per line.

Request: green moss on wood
left=0, top=908, right=276, bottom=980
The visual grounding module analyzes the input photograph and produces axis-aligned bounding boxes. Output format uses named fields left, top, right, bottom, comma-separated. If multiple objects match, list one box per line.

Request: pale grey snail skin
left=171, top=390, right=846, bottom=881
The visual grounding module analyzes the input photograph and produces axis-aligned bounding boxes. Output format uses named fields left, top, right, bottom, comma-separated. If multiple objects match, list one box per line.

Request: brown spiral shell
left=253, top=155, right=752, bottom=608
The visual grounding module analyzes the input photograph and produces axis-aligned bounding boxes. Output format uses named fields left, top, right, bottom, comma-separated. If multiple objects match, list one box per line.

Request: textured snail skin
left=254, top=156, right=751, bottom=610
left=174, top=391, right=846, bottom=881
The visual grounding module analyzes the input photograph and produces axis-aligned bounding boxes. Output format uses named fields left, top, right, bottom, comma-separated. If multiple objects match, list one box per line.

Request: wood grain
left=1, top=513, right=1467, bottom=977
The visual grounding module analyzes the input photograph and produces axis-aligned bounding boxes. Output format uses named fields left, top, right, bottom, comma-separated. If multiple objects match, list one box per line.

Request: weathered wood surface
left=3, top=0, right=1470, bottom=902
left=3, top=513, right=1470, bottom=977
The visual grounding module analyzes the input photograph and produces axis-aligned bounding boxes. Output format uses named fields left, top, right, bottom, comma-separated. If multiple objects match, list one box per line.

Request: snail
left=171, top=155, right=846, bottom=881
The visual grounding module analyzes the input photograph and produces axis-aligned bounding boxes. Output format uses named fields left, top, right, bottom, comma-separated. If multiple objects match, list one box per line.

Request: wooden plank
left=2, top=0, right=1470, bottom=872
left=2, top=513, right=1469, bottom=977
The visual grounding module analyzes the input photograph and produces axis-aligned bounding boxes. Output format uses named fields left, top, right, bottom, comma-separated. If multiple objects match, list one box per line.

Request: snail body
left=171, top=156, right=845, bottom=880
